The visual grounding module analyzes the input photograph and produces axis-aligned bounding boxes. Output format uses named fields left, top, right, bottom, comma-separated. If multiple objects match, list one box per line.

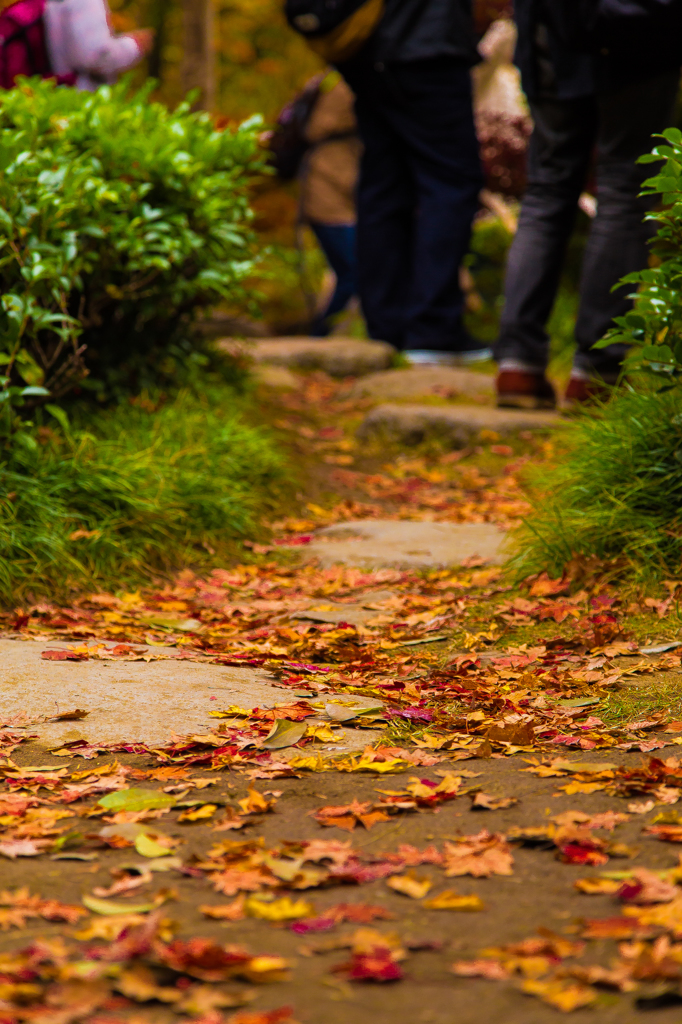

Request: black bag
left=268, top=75, right=323, bottom=180
left=284, top=0, right=384, bottom=62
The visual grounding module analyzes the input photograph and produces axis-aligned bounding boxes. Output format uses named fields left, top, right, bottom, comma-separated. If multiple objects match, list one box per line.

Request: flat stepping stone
left=358, top=402, right=558, bottom=446
left=220, top=337, right=396, bottom=378
left=0, top=640, right=379, bottom=752
left=350, top=366, right=494, bottom=401
left=253, top=364, right=300, bottom=390
left=292, top=589, right=398, bottom=626
left=306, top=520, right=506, bottom=569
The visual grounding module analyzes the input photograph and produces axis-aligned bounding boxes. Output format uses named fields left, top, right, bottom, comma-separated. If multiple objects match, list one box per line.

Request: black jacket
left=514, top=0, right=682, bottom=99
left=373, top=0, right=478, bottom=64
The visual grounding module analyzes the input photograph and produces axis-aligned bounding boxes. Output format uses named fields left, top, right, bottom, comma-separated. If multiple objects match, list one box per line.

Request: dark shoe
left=496, top=369, right=556, bottom=410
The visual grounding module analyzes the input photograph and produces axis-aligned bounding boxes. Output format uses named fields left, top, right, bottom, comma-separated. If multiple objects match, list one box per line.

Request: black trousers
left=340, top=56, right=482, bottom=351
left=495, top=70, right=680, bottom=374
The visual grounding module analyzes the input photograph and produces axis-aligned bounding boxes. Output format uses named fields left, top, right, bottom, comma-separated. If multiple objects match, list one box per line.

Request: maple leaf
left=211, top=869, right=278, bottom=896
left=470, top=791, right=518, bottom=810
left=0, top=838, right=48, bottom=859
left=312, top=799, right=391, bottom=832
left=451, top=958, right=510, bottom=980
left=301, top=839, right=353, bottom=866
left=200, top=896, right=246, bottom=920
left=618, top=868, right=679, bottom=905
left=522, top=977, right=598, bottom=1012
left=424, top=890, right=484, bottom=911
left=333, top=928, right=406, bottom=983
left=158, top=938, right=253, bottom=981
left=443, top=831, right=514, bottom=877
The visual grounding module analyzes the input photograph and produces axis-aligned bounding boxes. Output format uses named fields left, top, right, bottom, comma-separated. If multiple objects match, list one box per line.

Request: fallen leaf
left=443, top=831, right=514, bottom=877
left=521, top=978, right=598, bottom=1012
left=98, top=788, right=175, bottom=813
left=200, top=896, right=246, bottom=920
left=50, top=708, right=89, bottom=721
left=261, top=720, right=307, bottom=750
left=424, top=890, right=484, bottom=911
left=238, top=788, right=277, bottom=815
left=178, top=803, right=218, bottom=822
left=470, top=791, right=519, bottom=811
left=386, top=873, right=432, bottom=899
left=574, top=877, right=621, bottom=895
left=245, top=895, right=314, bottom=921
left=451, top=959, right=510, bottom=980
left=135, top=833, right=174, bottom=858
left=82, top=894, right=155, bottom=916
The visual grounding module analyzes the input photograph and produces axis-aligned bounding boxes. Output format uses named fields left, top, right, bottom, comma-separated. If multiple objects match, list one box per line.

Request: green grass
left=601, top=676, right=682, bottom=728
left=509, top=383, right=682, bottom=584
left=0, top=384, right=287, bottom=603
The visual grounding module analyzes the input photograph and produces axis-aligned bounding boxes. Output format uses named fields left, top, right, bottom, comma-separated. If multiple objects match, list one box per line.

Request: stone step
left=306, top=520, right=507, bottom=569
left=358, top=402, right=559, bottom=446
left=350, top=365, right=495, bottom=402
left=219, top=336, right=396, bottom=378
left=0, top=640, right=379, bottom=752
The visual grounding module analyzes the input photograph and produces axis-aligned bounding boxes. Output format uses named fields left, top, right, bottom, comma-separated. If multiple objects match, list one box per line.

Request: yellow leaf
left=559, top=782, right=607, bottom=795
left=244, top=895, right=314, bottom=921
left=423, top=890, right=485, bottom=911
left=75, top=914, right=148, bottom=940
left=306, top=723, right=340, bottom=744
left=238, top=788, right=276, bottom=815
left=287, top=753, right=328, bottom=771
left=386, top=873, right=432, bottom=900
left=178, top=804, right=218, bottom=823
left=241, top=956, right=291, bottom=983
left=521, top=978, right=598, bottom=1012
left=574, top=877, right=621, bottom=895
left=208, top=706, right=252, bottom=719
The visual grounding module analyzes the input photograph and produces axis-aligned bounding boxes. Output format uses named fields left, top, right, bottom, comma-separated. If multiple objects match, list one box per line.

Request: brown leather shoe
left=563, top=374, right=612, bottom=407
left=496, top=369, right=556, bottom=410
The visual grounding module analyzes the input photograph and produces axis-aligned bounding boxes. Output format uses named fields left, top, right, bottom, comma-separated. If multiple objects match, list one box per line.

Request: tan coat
left=300, top=78, right=361, bottom=226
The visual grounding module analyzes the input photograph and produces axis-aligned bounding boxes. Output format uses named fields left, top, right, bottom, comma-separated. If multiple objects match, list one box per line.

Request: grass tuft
left=508, top=383, right=682, bottom=585
left=0, top=385, right=286, bottom=603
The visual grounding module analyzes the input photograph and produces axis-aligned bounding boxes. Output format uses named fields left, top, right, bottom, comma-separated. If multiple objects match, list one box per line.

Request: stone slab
left=292, top=590, right=398, bottom=625
left=0, top=640, right=380, bottom=752
left=358, top=402, right=559, bottom=446
left=220, top=337, right=396, bottom=378
left=253, top=364, right=300, bottom=390
left=306, top=520, right=507, bottom=569
left=350, top=366, right=495, bottom=402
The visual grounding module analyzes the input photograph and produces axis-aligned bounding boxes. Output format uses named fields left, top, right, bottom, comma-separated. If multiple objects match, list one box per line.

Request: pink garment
left=44, top=0, right=142, bottom=91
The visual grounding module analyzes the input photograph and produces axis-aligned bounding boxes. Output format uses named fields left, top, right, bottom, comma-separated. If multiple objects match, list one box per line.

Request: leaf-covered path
left=3, top=364, right=682, bottom=1024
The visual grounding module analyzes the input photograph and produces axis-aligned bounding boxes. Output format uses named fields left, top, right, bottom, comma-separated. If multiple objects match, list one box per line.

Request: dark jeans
left=340, top=55, right=482, bottom=351
left=309, top=222, right=358, bottom=337
left=495, top=70, right=680, bottom=375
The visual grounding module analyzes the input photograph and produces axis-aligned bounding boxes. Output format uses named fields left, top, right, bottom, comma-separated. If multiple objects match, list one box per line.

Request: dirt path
left=2, top=361, right=682, bottom=1024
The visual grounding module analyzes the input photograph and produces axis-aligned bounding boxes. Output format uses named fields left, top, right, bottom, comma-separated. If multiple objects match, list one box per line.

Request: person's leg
left=376, top=58, right=484, bottom=353
left=341, top=59, right=414, bottom=347
left=572, top=70, right=681, bottom=380
left=309, top=223, right=358, bottom=337
left=496, top=97, right=597, bottom=373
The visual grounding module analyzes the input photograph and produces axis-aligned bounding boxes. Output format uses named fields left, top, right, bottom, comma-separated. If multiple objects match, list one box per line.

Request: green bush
left=1, top=385, right=285, bottom=602
left=0, top=77, right=263, bottom=434
left=509, top=384, right=682, bottom=582
left=596, top=127, right=682, bottom=378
